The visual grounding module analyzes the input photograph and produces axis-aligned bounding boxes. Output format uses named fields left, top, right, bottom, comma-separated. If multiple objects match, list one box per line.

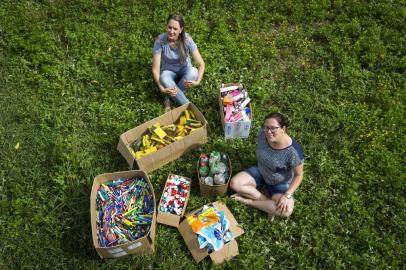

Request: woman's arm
left=152, top=53, right=165, bottom=92
left=286, top=164, right=304, bottom=195
left=275, top=164, right=304, bottom=213
left=184, top=49, right=205, bottom=88
left=152, top=53, right=177, bottom=96
left=192, top=49, right=205, bottom=84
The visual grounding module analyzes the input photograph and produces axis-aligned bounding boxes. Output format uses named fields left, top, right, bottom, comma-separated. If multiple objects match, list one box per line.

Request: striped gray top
left=256, top=130, right=304, bottom=185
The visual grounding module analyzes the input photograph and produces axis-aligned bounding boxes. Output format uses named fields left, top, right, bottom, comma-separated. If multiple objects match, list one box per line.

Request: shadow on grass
left=60, top=181, right=99, bottom=259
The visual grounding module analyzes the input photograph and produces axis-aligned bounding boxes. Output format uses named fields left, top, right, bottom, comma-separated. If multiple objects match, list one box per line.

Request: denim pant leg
left=268, top=183, right=290, bottom=196
left=173, top=66, right=198, bottom=105
left=160, top=69, right=189, bottom=105
left=173, top=87, right=190, bottom=105
left=160, top=70, right=178, bottom=89
left=177, top=66, right=198, bottom=92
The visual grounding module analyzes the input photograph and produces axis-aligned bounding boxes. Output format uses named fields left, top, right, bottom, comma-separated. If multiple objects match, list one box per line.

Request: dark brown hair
left=264, top=112, right=289, bottom=128
left=167, top=14, right=187, bottom=63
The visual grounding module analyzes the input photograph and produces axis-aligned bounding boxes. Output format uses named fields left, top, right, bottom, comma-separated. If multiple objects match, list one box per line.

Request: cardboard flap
left=156, top=211, right=181, bottom=227
left=209, top=239, right=239, bottom=265
left=212, top=202, right=244, bottom=238
left=126, top=236, right=150, bottom=254
left=218, top=92, right=226, bottom=129
left=170, top=139, right=186, bottom=159
left=90, top=180, right=100, bottom=248
left=149, top=208, right=157, bottom=240
left=117, top=134, right=135, bottom=169
left=189, top=102, right=209, bottom=126
left=171, top=103, right=188, bottom=122
left=178, top=219, right=208, bottom=263
left=137, top=151, right=155, bottom=171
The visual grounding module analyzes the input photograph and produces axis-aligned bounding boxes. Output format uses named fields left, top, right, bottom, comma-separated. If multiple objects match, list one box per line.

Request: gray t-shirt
left=153, top=33, right=197, bottom=73
left=256, top=130, right=304, bottom=185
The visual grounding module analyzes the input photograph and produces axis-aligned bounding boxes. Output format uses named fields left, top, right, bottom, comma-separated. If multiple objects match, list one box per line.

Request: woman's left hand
left=276, top=196, right=291, bottom=214
left=183, top=80, right=199, bottom=88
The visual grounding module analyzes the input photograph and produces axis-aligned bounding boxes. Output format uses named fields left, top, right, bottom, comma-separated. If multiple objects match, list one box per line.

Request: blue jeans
left=245, top=166, right=290, bottom=197
left=160, top=66, right=198, bottom=105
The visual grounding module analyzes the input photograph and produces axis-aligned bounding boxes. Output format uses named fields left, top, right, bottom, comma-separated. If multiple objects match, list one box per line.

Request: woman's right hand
left=162, top=86, right=177, bottom=97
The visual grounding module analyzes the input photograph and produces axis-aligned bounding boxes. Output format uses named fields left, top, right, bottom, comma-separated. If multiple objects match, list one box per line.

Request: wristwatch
left=284, top=192, right=293, bottom=199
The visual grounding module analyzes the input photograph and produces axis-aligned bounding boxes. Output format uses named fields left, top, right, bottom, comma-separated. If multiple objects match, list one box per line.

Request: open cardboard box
left=90, top=170, right=157, bottom=259
left=157, top=174, right=192, bottom=228
left=178, top=201, right=244, bottom=265
left=117, top=103, right=208, bottom=173
left=197, top=154, right=232, bottom=197
left=219, top=83, right=253, bottom=139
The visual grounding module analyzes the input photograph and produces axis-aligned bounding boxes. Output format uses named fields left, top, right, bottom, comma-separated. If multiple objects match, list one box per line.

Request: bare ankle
left=164, top=98, right=172, bottom=112
left=231, top=194, right=253, bottom=205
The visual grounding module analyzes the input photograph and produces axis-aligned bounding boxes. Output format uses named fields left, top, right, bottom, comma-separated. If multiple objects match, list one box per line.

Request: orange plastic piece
left=186, top=207, right=220, bottom=233
left=223, top=95, right=234, bottom=105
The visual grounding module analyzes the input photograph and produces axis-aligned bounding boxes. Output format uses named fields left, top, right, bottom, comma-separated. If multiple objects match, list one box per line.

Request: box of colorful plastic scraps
left=157, top=174, right=191, bottom=227
left=90, top=170, right=157, bottom=259
left=197, top=151, right=232, bottom=196
left=117, top=102, right=208, bottom=173
left=219, top=83, right=253, bottom=139
left=178, top=201, right=244, bottom=265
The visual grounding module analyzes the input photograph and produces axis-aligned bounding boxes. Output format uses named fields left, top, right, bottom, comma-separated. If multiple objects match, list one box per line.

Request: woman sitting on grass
left=152, top=14, right=205, bottom=112
left=230, top=112, right=304, bottom=219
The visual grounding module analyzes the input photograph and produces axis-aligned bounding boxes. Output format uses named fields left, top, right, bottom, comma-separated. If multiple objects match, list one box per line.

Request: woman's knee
left=183, top=67, right=198, bottom=81
left=229, top=176, right=240, bottom=191
left=160, top=71, right=177, bottom=87
left=230, top=172, right=252, bottom=191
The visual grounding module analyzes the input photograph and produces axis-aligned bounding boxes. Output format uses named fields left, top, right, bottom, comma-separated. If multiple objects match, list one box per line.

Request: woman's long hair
left=167, top=14, right=187, bottom=63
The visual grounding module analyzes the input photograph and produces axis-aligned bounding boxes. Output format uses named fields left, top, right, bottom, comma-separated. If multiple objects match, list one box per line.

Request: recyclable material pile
left=130, top=109, right=202, bottom=160
left=199, top=151, right=230, bottom=186
left=159, top=174, right=190, bottom=216
left=96, top=177, right=154, bottom=247
left=220, top=84, right=251, bottom=123
left=186, top=204, right=233, bottom=252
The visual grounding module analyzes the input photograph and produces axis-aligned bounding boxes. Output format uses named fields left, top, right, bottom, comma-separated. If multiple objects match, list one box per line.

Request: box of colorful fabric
left=178, top=201, right=244, bottom=264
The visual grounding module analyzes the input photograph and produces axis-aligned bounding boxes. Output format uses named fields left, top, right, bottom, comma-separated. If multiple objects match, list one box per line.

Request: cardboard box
left=157, top=174, right=191, bottom=228
left=219, top=83, right=253, bottom=139
left=117, top=103, right=208, bottom=172
left=178, top=201, right=244, bottom=265
left=198, top=154, right=232, bottom=197
left=90, top=170, right=156, bottom=259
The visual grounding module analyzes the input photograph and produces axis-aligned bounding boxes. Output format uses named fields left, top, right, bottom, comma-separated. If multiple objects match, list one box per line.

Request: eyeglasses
left=263, top=126, right=281, bottom=133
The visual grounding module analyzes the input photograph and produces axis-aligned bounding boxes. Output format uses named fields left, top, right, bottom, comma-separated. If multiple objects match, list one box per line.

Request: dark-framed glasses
left=263, top=126, right=281, bottom=133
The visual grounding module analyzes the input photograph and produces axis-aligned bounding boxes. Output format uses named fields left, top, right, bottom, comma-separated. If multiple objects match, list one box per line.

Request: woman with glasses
left=152, top=14, right=205, bottom=112
left=230, top=112, right=304, bottom=219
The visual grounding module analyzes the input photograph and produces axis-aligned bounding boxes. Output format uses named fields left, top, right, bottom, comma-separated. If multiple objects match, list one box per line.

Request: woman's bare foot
left=230, top=193, right=253, bottom=205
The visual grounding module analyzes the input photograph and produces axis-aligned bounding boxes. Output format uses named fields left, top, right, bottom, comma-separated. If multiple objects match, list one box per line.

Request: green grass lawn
left=1, top=0, right=405, bottom=269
